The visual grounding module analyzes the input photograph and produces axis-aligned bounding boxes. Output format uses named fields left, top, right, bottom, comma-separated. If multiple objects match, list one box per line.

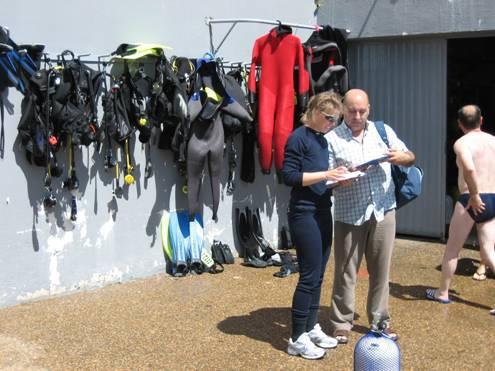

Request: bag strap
left=0, top=94, right=4, bottom=159
left=226, top=137, right=237, bottom=195
left=208, top=261, right=224, bottom=274
left=0, top=54, right=24, bottom=92
left=374, top=120, right=390, bottom=148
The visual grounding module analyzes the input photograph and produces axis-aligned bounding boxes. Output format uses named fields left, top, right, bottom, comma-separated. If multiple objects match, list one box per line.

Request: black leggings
left=288, top=205, right=332, bottom=340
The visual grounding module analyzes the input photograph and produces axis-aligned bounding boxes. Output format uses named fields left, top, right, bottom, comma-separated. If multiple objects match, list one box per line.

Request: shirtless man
left=426, top=105, right=495, bottom=313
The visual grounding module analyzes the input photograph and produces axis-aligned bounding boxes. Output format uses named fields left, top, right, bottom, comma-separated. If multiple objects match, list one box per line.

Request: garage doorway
left=446, top=36, right=495, bottom=236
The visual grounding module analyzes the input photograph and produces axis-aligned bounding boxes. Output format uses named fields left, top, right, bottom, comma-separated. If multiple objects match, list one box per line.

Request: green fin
left=160, top=211, right=173, bottom=261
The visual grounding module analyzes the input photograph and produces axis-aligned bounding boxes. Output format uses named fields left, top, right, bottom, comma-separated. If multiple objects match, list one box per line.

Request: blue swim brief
left=457, top=193, right=495, bottom=223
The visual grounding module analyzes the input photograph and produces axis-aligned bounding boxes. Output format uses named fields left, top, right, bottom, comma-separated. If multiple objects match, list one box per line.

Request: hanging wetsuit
left=248, top=25, right=309, bottom=174
left=187, top=60, right=252, bottom=221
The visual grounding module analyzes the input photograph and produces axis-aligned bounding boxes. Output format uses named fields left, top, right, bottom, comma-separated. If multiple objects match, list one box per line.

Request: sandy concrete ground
left=0, top=238, right=494, bottom=370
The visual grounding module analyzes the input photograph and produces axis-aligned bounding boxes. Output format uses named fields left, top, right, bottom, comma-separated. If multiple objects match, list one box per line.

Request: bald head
left=342, top=89, right=370, bottom=135
left=457, top=105, right=482, bottom=130
left=343, top=89, right=370, bottom=107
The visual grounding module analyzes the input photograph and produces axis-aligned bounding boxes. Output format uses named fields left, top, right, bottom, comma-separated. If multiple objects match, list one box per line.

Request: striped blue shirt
left=325, top=120, right=408, bottom=225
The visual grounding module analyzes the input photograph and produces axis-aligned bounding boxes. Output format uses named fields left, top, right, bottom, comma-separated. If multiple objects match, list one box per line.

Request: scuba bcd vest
left=17, top=50, right=103, bottom=167
left=101, top=79, right=133, bottom=143
left=303, top=25, right=349, bottom=96
left=170, top=56, right=195, bottom=97
left=109, top=44, right=188, bottom=144
left=0, top=26, right=43, bottom=94
left=51, top=50, right=104, bottom=146
left=0, top=25, right=44, bottom=158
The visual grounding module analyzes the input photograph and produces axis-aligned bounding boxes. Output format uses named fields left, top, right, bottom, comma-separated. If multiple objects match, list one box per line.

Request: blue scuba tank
left=354, top=316, right=400, bottom=371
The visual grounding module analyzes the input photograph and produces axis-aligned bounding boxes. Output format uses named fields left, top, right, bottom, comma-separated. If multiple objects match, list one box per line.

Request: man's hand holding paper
left=353, top=154, right=390, bottom=171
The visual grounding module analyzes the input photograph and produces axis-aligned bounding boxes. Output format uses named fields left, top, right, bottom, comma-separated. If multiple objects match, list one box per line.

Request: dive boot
left=279, top=226, right=294, bottom=250
left=235, top=208, right=267, bottom=268
left=247, top=207, right=276, bottom=261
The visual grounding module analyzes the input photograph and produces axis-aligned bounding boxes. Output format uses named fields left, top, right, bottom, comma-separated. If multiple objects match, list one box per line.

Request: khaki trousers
left=329, top=210, right=396, bottom=332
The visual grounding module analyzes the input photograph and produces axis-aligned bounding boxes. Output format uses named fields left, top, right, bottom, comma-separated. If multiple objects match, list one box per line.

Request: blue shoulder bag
left=374, top=121, right=423, bottom=209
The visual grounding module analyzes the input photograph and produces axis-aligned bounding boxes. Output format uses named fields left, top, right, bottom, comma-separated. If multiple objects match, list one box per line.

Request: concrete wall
left=320, top=0, right=495, bottom=39
left=0, top=1, right=317, bottom=308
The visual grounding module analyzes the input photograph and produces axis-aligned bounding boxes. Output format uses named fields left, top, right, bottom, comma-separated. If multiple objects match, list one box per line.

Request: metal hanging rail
left=205, top=17, right=321, bottom=56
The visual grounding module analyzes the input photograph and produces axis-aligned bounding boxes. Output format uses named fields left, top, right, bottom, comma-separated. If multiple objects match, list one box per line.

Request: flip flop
left=425, top=288, right=452, bottom=304
left=473, top=271, right=487, bottom=281
left=333, top=329, right=349, bottom=344
left=383, top=328, right=399, bottom=342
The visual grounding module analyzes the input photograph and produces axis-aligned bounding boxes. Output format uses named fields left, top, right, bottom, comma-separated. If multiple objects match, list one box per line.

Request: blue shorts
left=457, top=193, right=495, bottom=223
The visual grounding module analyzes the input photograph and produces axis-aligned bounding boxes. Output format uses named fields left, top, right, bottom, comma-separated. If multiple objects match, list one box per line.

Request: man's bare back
left=455, top=130, right=495, bottom=194
left=426, top=105, right=495, bottom=308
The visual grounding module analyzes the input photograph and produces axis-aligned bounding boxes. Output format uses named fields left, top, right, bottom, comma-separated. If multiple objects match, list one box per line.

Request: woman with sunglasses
left=281, top=91, right=349, bottom=359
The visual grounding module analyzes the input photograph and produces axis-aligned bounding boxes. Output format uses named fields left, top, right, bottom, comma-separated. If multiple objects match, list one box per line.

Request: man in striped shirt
left=325, top=89, right=415, bottom=344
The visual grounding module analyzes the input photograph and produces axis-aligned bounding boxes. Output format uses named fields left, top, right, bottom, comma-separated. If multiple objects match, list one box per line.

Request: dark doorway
left=446, top=37, right=495, bottom=196
left=446, top=37, right=495, bottom=237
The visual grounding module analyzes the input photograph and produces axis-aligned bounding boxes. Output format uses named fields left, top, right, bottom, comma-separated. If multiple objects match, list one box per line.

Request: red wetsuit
left=248, top=27, right=309, bottom=173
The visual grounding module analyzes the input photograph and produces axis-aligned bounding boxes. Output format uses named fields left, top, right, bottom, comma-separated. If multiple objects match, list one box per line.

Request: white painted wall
left=0, top=1, right=317, bottom=308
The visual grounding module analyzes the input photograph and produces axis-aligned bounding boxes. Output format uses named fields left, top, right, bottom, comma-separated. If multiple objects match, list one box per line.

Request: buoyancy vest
left=109, top=44, right=187, bottom=144
left=303, top=25, right=349, bottom=95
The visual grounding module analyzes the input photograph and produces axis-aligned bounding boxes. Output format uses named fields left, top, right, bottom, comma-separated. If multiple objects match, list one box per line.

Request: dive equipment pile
left=0, top=22, right=346, bottom=277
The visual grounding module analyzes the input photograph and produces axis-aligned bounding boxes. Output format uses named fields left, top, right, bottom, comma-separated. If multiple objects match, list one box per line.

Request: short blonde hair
left=301, top=91, right=343, bottom=125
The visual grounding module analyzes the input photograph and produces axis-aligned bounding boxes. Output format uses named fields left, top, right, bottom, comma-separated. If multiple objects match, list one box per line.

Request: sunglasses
left=321, top=112, right=340, bottom=123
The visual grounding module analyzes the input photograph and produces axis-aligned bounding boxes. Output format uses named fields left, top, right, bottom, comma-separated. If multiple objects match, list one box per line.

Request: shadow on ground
left=217, top=305, right=370, bottom=352
left=217, top=307, right=291, bottom=351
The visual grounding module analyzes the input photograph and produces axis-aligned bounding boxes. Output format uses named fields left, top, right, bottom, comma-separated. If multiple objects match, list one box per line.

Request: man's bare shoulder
left=453, top=135, right=469, bottom=153
left=455, top=131, right=495, bottom=152
left=483, top=131, right=495, bottom=142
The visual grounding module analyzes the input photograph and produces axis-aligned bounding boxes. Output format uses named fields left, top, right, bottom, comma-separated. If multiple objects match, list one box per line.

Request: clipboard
left=354, top=155, right=389, bottom=171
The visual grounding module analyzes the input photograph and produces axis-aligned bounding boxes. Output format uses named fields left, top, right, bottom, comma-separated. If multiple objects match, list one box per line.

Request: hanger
left=275, top=20, right=292, bottom=36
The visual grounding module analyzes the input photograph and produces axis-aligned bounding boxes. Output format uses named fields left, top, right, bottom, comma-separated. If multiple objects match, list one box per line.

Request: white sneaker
left=307, top=323, right=338, bottom=349
left=287, top=332, right=326, bottom=359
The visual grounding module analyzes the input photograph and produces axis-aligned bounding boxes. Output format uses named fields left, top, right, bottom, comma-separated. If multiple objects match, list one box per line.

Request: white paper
left=326, top=171, right=365, bottom=186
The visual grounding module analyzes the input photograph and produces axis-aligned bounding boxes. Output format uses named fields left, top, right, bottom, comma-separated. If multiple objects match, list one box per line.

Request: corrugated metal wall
left=348, top=38, right=447, bottom=239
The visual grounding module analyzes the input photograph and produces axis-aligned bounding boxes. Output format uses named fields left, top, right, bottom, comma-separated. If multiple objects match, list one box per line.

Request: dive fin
left=189, top=212, right=204, bottom=273
left=160, top=211, right=173, bottom=261
left=168, top=210, right=190, bottom=276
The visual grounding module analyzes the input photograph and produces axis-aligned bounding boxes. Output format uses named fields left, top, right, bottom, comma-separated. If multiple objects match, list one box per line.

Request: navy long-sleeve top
left=281, top=125, right=332, bottom=208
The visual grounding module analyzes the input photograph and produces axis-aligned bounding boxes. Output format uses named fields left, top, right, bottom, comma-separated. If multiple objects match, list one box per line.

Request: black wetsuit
left=187, top=61, right=252, bottom=221
left=281, top=125, right=333, bottom=340
left=187, top=113, right=224, bottom=221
